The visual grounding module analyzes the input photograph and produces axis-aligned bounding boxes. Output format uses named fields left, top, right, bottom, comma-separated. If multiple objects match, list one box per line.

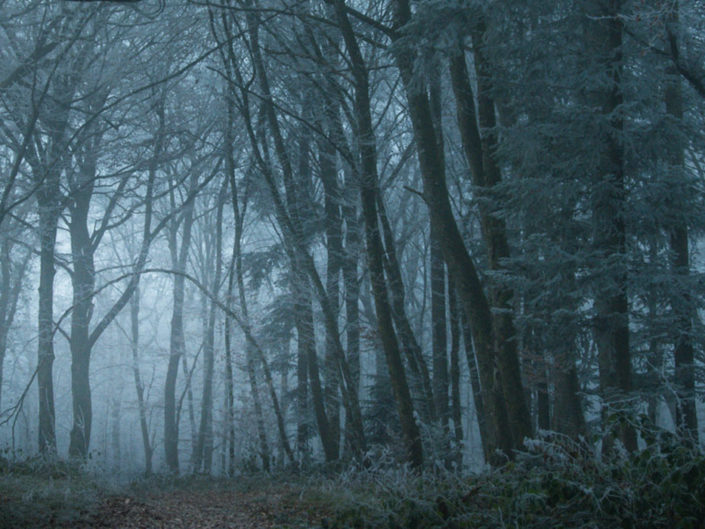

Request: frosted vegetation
left=0, top=0, right=704, bottom=527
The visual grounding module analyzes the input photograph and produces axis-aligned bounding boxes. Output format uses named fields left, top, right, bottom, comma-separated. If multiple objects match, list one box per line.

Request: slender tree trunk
left=431, top=221, right=449, bottom=430
left=392, top=0, right=518, bottom=460
left=37, top=195, right=59, bottom=454
left=34, top=88, right=71, bottom=455
left=319, top=118, right=343, bottom=459
left=0, top=238, right=28, bottom=416
left=224, top=257, right=237, bottom=476
left=296, top=316, right=309, bottom=460
left=333, top=0, right=422, bottom=467
left=130, top=285, right=153, bottom=476
left=0, top=244, right=9, bottom=416
left=377, top=192, right=435, bottom=421
left=460, top=307, right=488, bottom=458
left=429, top=70, right=449, bottom=432
left=448, top=280, right=463, bottom=448
left=448, top=38, right=532, bottom=448
left=164, top=172, right=198, bottom=473
left=584, top=0, right=636, bottom=453
left=341, top=188, right=361, bottom=454
left=193, top=184, right=226, bottom=473
left=68, top=160, right=97, bottom=459
left=222, top=82, right=239, bottom=476
left=663, top=2, right=698, bottom=444
left=111, top=395, right=121, bottom=473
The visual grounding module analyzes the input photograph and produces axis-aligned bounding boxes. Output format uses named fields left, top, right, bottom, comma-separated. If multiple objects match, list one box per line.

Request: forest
left=1, top=0, right=705, bottom=527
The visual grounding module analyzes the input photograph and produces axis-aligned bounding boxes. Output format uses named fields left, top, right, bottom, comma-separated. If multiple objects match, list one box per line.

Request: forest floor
left=4, top=436, right=705, bottom=529
left=68, top=484, right=329, bottom=529
left=0, top=470, right=334, bottom=529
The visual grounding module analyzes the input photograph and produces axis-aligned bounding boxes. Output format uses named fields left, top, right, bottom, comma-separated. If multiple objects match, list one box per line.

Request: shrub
left=324, top=430, right=705, bottom=529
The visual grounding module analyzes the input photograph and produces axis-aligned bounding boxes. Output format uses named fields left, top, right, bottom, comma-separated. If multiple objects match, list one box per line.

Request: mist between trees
left=0, top=0, right=704, bottom=478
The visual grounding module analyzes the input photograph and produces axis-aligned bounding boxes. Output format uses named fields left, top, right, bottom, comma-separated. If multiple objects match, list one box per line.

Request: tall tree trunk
left=37, top=193, right=59, bottom=454
left=34, top=76, right=72, bottom=454
left=430, top=70, right=449, bottom=432
left=448, top=282, right=464, bottom=452
left=130, top=285, right=153, bottom=476
left=68, top=152, right=97, bottom=459
left=223, top=88, right=238, bottom=475
left=232, top=11, right=365, bottom=458
left=164, top=172, right=198, bottom=473
left=392, top=0, right=519, bottom=460
left=584, top=0, right=636, bottom=453
left=224, top=254, right=237, bottom=476
left=448, top=36, right=532, bottom=448
left=460, top=306, right=488, bottom=458
left=0, top=237, right=28, bottom=416
left=377, top=192, right=435, bottom=422
left=319, top=116, right=343, bottom=459
left=333, top=0, right=422, bottom=467
left=431, top=220, right=449, bottom=430
left=664, top=5, right=698, bottom=444
left=341, top=185, right=361, bottom=454
left=193, top=183, right=226, bottom=473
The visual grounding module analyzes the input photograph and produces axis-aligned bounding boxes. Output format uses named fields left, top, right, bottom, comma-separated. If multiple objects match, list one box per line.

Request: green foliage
left=323, top=433, right=705, bottom=529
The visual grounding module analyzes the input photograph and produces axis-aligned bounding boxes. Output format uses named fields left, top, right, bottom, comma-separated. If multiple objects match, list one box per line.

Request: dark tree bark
left=224, top=250, right=237, bottom=476
left=429, top=71, right=449, bottom=432
left=130, top=285, right=153, bottom=476
left=244, top=11, right=367, bottom=460
left=664, top=5, right=698, bottom=443
left=333, top=0, right=422, bottom=468
left=376, top=192, right=435, bottom=422
left=460, top=305, right=488, bottom=458
left=584, top=0, right=636, bottom=453
left=0, top=236, right=29, bottom=416
left=448, top=282, right=464, bottom=449
left=318, top=113, right=343, bottom=459
left=33, top=72, right=73, bottom=454
left=391, top=0, right=521, bottom=461
left=164, top=171, right=198, bottom=473
left=67, top=160, right=97, bottom=459
left=341, top=183, right=361, bottom=454
left=448, top=36, right=532, bottom=448
left=36, top=185, right=60, bottom=455
left=552, top=359, right=586, bottom=438
left=193, top=182, right=226, bottom=473
left=431, top=218, right=449, bottom=430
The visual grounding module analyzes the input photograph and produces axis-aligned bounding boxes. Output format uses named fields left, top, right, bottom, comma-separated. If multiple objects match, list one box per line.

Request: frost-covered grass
left=0, top=456, right=105, bottom=528
left=1, top=431, right=703, bottom=529
left=318, top=432, right=705, bottom=529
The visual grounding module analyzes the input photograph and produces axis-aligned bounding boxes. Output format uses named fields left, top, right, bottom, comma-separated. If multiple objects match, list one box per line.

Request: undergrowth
left=0, top=456, right=104, bottom=528
left=1, top=428, right=703, bottom=529
left=319, top=430, right=705, bottom=529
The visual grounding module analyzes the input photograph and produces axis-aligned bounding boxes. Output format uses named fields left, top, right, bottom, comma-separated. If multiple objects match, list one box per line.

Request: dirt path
left=71, top=486, right=326, bottom=529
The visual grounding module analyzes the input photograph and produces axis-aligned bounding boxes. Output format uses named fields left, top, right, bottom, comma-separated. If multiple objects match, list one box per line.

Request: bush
left=324, top=431, right=705, bottom=529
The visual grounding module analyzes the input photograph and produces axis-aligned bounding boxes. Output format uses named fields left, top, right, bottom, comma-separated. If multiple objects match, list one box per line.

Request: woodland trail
left=67, top=485, right=326, bottom=529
